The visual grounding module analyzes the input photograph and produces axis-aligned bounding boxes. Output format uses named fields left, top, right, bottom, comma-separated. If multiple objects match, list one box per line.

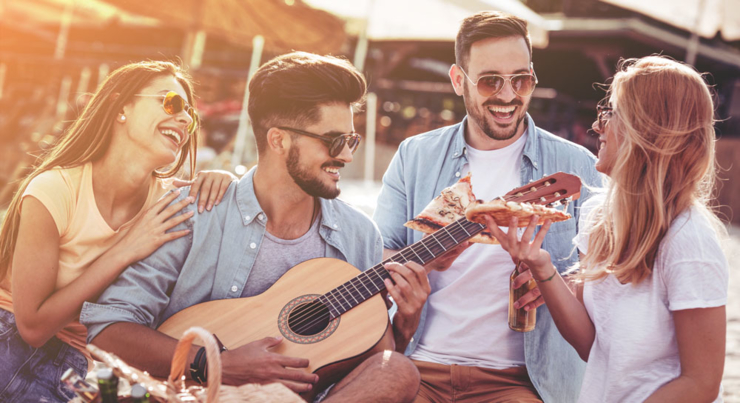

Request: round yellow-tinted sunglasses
left=134, top=91, right=200, bottom=134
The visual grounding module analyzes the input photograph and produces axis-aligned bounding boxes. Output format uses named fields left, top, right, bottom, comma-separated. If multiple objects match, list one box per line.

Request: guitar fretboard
left=318, top=218, right=486, bottom=318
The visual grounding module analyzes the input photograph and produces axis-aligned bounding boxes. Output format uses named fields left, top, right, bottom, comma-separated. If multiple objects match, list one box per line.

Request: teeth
left=487, top=106, right=516, bottom=113
left=160, top=129, right=181, bottom=144
left=324, top=167, right=339, bottom=174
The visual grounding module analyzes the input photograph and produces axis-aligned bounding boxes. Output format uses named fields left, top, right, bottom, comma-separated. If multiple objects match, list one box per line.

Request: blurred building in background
left=1, top=0, right=739, bottom=221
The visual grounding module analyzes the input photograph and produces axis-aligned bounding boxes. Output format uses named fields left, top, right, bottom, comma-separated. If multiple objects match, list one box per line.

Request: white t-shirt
left=575, top=196, right=728, bottom=402
left=410, top=132, right=527, bottom=369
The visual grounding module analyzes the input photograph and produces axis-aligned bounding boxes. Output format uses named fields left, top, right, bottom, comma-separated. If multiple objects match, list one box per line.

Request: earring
left=118, top=114, right=126, bottom=122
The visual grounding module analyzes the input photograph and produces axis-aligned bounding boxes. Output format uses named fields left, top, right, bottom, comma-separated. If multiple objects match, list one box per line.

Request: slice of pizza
left=465, top=198, right=572, bottom=227
left=404, top=174, right=499, bottom=244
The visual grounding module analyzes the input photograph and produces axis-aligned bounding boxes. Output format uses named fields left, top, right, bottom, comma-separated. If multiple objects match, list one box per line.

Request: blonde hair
left=0, top=61, right=199, bottom=282
left=580, top=56, right=721, bottom=285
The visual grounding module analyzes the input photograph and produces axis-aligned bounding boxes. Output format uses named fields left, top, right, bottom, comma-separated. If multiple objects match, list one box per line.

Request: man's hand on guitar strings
left=220, top=336, right=319, bottom=393
left=384, top=261, right=431, bottom=352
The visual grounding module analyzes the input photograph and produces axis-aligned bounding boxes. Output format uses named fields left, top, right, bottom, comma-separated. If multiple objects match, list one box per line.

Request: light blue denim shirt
left=373, top=115, right=603, bottom=403
left=81, top=167, right=383, bottom=342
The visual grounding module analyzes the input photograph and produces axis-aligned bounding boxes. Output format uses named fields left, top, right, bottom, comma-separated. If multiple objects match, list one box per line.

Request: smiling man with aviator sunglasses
left=374, top=10, right=603, bottom=403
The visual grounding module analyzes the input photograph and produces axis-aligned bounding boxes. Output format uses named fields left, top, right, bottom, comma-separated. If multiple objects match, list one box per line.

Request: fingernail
left=187, top=210, right=195, bottom=216
left=198, top=206, right=204, bottom=213
left=175, top=189, right=181, bottom=194
left=206, top=204, right=212, bottom=211
left=215, top=200, right=220, bottom=206
left=186, top=196, right=195, bottom=203
left=513, top=302, right=520, bottom=309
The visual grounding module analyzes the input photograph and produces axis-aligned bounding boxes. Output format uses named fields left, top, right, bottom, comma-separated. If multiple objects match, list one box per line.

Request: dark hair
left=247, top=51, right=367, bottom=154
left=455, top=11, right=532, bottom=70
left=0, top=60, right=198, bottom=281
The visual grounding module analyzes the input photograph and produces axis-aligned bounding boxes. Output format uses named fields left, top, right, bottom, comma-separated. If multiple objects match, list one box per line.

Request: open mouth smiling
left=159, top=127, right=185, bottom=147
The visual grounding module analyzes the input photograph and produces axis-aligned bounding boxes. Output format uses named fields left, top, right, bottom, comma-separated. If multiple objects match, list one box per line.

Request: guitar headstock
left=502, top=172, right=582, bottom=206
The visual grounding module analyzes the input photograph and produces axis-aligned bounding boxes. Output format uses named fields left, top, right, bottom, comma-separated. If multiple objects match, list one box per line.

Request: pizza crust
left=465, top=199, right=571, bottom=227
left=403, top=174, right=498, bottom=244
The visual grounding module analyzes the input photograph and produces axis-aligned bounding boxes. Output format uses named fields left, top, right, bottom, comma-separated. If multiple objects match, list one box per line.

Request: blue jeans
left=0, top=309, right=88, bottom=402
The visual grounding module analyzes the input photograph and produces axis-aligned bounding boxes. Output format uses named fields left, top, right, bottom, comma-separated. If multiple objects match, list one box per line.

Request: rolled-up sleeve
left=81, top=203, right=194, bottom=343
left=373, top=143, right=409, bottom=251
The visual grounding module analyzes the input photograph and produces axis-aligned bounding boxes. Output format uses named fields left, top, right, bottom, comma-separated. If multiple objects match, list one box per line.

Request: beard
left=286, top=146, right=342, bottom=199
left=463, top=85, right=528, bottom=141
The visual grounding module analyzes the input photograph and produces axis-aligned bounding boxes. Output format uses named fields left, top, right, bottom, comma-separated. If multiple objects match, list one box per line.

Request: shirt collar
left=521, top=113, right=540, bottom=170
left=235, top=167, right=264, bottom=226
left=235, top=166, right=341, bottom=231
left=451, top=116, right=468, bottom=160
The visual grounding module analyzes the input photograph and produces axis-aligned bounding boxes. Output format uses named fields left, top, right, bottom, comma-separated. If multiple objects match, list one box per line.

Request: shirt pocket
left=543, top=219, right=579, bottom=272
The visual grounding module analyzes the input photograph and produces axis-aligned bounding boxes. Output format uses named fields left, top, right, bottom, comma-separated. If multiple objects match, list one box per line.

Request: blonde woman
left=0, top=61, right=234, bottom=402
left=488, top=56, right=727, bottom=402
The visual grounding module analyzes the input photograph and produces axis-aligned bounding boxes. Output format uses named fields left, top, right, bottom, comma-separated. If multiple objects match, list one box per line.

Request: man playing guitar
left=81, top=52, right=425, bottom=402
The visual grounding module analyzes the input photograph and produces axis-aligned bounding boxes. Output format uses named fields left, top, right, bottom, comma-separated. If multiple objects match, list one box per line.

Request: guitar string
left=288, top=183, right=571, bottom=334
left=289, top=220, right=479, bottom=333
left=288, top=181, right=573, bottom=334
left=290, top=223, right=476, bottom=333
left=289, top=220, right=483, bottom=334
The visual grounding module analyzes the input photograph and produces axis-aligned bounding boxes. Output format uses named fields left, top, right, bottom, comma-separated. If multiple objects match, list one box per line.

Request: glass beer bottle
left=509, top=264, right=537, bottom=332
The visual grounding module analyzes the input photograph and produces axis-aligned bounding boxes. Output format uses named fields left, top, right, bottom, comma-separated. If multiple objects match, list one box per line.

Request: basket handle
left=168, top=327, right=222, bottom=403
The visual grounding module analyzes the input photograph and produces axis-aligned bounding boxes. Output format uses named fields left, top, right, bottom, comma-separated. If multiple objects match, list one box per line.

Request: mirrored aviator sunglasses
left=476, top=74, right=538, bottom=97
left=161, top=91, right=200, bottom=134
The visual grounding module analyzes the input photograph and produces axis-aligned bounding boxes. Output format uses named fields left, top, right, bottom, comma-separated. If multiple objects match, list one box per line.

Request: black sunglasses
left=278, top=127, right=362, bottom=158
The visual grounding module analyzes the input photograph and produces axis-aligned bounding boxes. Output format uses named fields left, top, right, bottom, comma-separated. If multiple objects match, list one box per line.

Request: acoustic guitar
left=157, top=172, right=582, bottom=398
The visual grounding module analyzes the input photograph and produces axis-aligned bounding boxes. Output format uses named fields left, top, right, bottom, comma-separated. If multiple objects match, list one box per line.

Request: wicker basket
left=87, top=327, right=303, bottom=403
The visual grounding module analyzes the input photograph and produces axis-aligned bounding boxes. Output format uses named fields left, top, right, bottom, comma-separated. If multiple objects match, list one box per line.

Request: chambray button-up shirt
left=374, top=115, right=602, bottom=403
left=81, top=167, right=383, bottom=343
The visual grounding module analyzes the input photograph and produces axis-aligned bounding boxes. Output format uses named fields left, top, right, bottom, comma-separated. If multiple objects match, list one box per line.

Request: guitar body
left=158, top=258, right=391, bottom=398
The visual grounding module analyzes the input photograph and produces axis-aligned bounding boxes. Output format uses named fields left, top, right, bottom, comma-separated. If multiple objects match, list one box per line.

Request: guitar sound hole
left=288, top=301, right=331, bottom=336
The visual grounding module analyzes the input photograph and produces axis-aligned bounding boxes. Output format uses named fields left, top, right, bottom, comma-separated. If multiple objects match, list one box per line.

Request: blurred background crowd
left=1, top=0, right=739, bottom=222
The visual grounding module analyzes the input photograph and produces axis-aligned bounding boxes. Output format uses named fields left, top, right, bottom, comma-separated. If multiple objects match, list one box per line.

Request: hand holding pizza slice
left=404, top=173, right=581, bottom=243
left=404, top=174, right=500, bottom=244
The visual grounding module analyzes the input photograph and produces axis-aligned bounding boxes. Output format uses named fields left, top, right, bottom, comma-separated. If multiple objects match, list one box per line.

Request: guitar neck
left=319, top=218, right=485, bottom=318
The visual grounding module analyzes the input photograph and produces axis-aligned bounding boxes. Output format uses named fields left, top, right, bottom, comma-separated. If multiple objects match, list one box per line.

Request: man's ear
left=449, top=64, right=465, bottom=96
left=266, top=127, right=289, bottom=155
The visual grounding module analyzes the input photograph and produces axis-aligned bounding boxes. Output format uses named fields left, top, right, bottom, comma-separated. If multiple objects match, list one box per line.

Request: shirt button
left=250, top=242, right=257, bottom=249
left=453, top=152, right=458, bottom=157
left=455, top=172, right=461, bottom=177
left=245, top=215, right=250, bottom=221
left=257, top=213, right=264, bottom=221
left=231, top=285, right=238, bottom=292
left=333, top=224, right=338, bottom=229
